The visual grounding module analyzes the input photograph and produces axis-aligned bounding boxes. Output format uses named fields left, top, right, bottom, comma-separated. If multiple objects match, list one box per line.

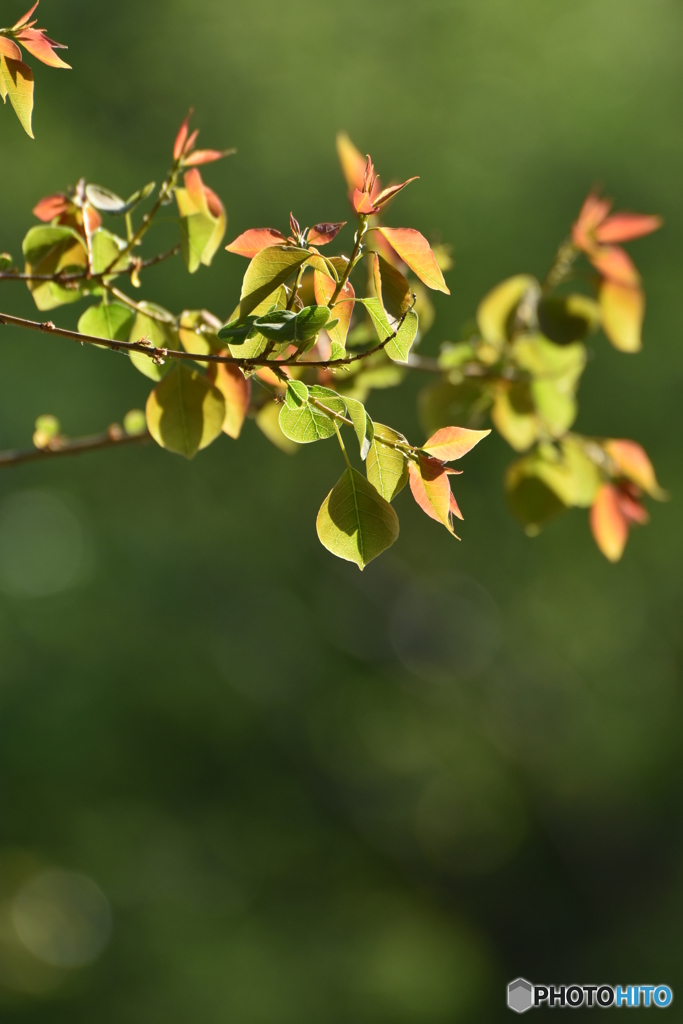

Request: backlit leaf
left=178, top=308, right=222, bottom=359
left=590, top=484, right=628, bottom=562
left=78, top=301, right=134, bottom=344
left=226, top=228, right=288, bottom=257
left=418, top=379, right=491, bottom=437
left=15, top=28, right=70, bottom=69
left=255, top=401, right=299, bottom=453
left=505, top=460, right=567, bottom=535
left=183, top=148, right=234, bottom=167
left=308, top=222, right=346, bottom=246
left=0, top=38, right=22, bottom=60
left=371, top=251, right=411, bottom=319
left=0, top=55, right=33, bottom=137
left=594, top=213, right=662, bottom=244
left=590, top=246, right=639, bottom=287
left=129, top=302, right=179, bottom=381
left=279, top=383, right=345, bottom=443
left=316, top=468, right=399, bottom=570
left=313, top=270, right=354, bottom=350
left=602, top=439, right=667, bottom=499
left=422, top=425, right=491, bottom=461
left=90, top=228, right=129, bottom=275
left=175, top=169, right=226, bottom=273
left=378, top=227, right=449, bottom=293
left=146, top=363, right=225, bottom=458
left=336, top=132, right=367, bottom=192
left=22, top=224, right=87, bottom=310
left=366, top=423, right=409, bottom=501
left=408, top=455, right=459, bottom=535
left=477, top=274, right=538, bottom=345
left=32, top=193, right=70, bottom=221
left=371, top=177, right=419, bottom=209
left=208, top=358, right=251, bottom=439
left=599, top=281, right=644, bottom=352
left=239, top=246, right=310, bottom=319
left=344, top=397, right=374, bottom=460
left=491, top=382, right=538, bottom=452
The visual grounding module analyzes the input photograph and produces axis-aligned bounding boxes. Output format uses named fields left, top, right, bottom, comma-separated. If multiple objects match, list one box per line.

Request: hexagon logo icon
left=508, top=978, right=533, bottom=1013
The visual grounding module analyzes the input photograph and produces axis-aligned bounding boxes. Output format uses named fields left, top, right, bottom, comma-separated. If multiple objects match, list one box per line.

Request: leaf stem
left=333, top=421, right=352, bottom=470
left=328, top=214, right=368, bottom=307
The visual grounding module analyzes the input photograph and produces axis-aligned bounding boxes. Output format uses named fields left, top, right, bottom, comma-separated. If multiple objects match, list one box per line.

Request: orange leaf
left=308, top=222, right=346, bottom=246
left=371, top=177, right=419, bottom=210
left=225, top=228, right=288, bottom=258
left=449, top=490, right=464, bottom=521
left=313, top=270, right=354, bottom=347
left=0, top=38, right=22, bottom=60
left=603, top=439, right=667, bottom=499
left=615, top=487, right=649, bottom=525
left=32, top=192, right=69, bottom=221
left=590, top=245, right=640, bottom=286
left=208, top=358, right=251, bottom=439
left=599, top=280, right=644, bottom=353
left=352, top=189, right=377, bottom=214
left=378, top=227, right=449, bottom=293
left=408, top=455, right=459, bottom=536
left=336, top=132, right=367, bottom=192
left=173, top=110, right=193, bottom=160
left=15, top=28, right=70, bottom=68
left=183, top=129, right=199, bottom=154
left=422, top=425, right=491, bottom=461
left=183, top=148, right=233, bottom=166
left=590, top=483, right=628, bottom=562
left=595, top=213, right=662, bottom=244
left=571, top=191, right=612, bottom=251
left=12, top=1, right=39, bottom=29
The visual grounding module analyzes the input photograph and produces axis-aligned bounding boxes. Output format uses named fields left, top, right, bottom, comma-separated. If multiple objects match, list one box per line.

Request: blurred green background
left=0, top=0, right=680, bottom=1019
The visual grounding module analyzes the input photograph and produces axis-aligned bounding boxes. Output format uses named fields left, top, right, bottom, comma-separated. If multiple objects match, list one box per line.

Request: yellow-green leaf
left=316, top=468, right=399, bottom=569
left=145, top=363, right=225, bottom=458
left=366, top=423, right=409, bottom=501
left=22, top=225, right=88, bottom=311
left=239, top=246, right=310, bottom=319
left=129, top=303, right=179, bottom=381
left=0, top=56, right=34, bottom=137
left=476, top=274, right=538, bottom=345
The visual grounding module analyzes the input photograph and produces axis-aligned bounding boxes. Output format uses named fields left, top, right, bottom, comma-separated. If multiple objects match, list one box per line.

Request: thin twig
left=0, top=428, right=150, bottom=468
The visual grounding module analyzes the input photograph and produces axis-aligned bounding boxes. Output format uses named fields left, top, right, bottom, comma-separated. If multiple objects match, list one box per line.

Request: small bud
left=123, top=410, right=147, bottom=436
left=33, top=414, right=60, bottom=449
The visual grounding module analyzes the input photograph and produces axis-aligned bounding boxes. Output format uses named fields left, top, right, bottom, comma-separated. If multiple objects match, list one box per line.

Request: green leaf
left=255, top=401, right=299, bottom=454
left=385, top=309, right=419, bottom=362
left=513, top=334, right=586, bottom=437
left=78, top=301, right=135, bottom=346
left=146, top=363, right=225, bottom=458
left=537, top=294, right=601, bottom=345
left=90, top=228, right=129, bottom=275
left=372, top=251, right=411, bottom=318
left=176, top=176, right=226, bottom=274
left=505, top=466, right=567, bottom=536
left=178, top=309, right=222, bottom=359
left=316, top=467, right=399, bottom=569
left=476, top=274, right=539, bottom=345
left=363, top=296, right=393, bottom=341
left=504, top=438, right=601, bottom=534
left=239, top=246, right=311, bottom=318
left=129, top=302, right=179, bottom=381
left=366, top=423, right=410, bottom=501
left=22, top=225, right=88, bottom=311
left=344, top=397, right=374, bottom=460
left=491, top=381, right=538, bottom=452
left=279, top=382, right=346, bottom=443
left=0, top=56, right=34, bottom=137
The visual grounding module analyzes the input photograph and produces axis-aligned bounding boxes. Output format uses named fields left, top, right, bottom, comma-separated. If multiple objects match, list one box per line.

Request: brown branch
left=0, top=427, right=151, bottom=468
left=0, top=246, right=179, bottom=285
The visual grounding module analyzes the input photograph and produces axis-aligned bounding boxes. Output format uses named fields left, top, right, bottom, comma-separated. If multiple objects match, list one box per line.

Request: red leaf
left=12, top=1, right=39, bottom=29
left=225, top=228, right=288, bottom=258
left=336, top=132, right=368, bottom=192
left=0, top=38, right=22, bottom=60
left=173, top=110, right=193, bottom=161
left=590, top=483, right=628, bottom=562
left=308, top=222, right=346, bottom=246
left=449, top=490, right=464, bottom=521
left=352, top=189, right=377, bottom=214
left=82, top=203, right=101, bottom=235
left=378, top=227, right=450, bottom=293
left=15, top=28, right=70, bottom=68
left=183, top=148, right=233, bottom=166
left=603, top=439, right=667, bottom=499
left=615, top=487, right=649, bottom=525
left=408, top=455, right=459, bottom=536
left=595, top=213, right=663, bottom=244
left=422, top=425, right=491, bottom=461
left=202, top=184, right=224, bottom=221
left=32, top=192, right=69, bottom=221
left=590, top=245, right=640, bottom=286
left=371, top=176, right=419, bottom=209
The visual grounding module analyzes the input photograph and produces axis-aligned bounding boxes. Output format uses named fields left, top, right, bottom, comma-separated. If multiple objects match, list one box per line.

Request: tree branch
left=0, top=427, right=150, bottom=468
